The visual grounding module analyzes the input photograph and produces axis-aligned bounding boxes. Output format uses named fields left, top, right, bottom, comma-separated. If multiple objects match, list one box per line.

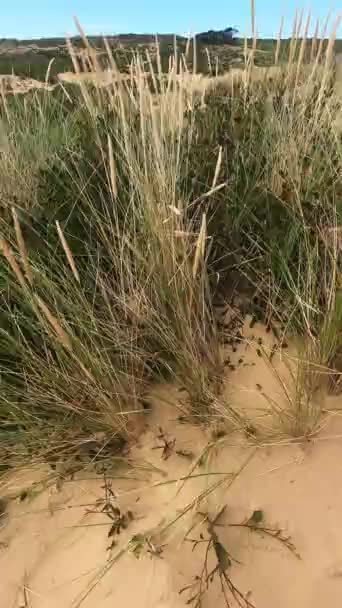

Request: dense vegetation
left=0, top=24, right=341, bottom=473
left=1, top=34, right=341, bottom=81
left=0, top=53, right=73, bottom=82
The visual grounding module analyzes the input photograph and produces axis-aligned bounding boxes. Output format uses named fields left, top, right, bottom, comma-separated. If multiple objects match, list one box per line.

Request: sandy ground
left=0, top=75, right=55, bottom=95
left=1, top=320, right=342, bottom=608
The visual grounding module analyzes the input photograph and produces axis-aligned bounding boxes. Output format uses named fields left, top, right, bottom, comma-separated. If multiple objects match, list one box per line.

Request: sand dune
left=2, top=319, right=342, bottom=608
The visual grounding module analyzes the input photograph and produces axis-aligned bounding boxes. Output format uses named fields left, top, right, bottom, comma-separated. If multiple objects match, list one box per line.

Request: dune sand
left=1, top=319, right=342, bottom=608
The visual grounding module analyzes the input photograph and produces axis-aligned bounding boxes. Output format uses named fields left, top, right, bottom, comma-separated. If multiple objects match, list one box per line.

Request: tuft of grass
left=263, top=345, right=324, bottom=439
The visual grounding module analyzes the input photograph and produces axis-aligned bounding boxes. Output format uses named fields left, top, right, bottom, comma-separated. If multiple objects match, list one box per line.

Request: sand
left=1, top=319, right=342, bottom=608
left=0, top=75, right=55, bottom=95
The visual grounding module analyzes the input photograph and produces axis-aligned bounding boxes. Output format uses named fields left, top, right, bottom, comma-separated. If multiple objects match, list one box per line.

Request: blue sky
left=0, top=1, right=340, bottom=40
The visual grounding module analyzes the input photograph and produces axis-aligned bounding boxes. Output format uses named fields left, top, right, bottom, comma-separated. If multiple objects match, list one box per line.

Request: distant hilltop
left=0, top=28, right=239, bottom=52
left=197, top=27, right=239, bottom=44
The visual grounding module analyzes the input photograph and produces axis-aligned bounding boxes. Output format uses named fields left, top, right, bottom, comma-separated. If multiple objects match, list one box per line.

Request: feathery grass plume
left=275, top=15, right=284, bottom=65
left=45, top=58, right=55, bottom=84
left=73, top=15, right=101, bottom=74
left=250, top=0, right=257, bottom=61
left=296, top=8, right=304, bottom=38
left=56, top=220, right=80, bottom=283
left=311, top=11, right=332, bottom=77
left=185, top=33, right=191, bottom=59
left=65, top=36, right=95, bottom=116
left=243, top=35, right=248, bottom=67
left=294, top=10, right=311, bottom=89
left=173, top=34, right=178, bottom=74
left=35, top=296, right=73, bottom=351
left=107, top=134, right=118, bottom=199
left=310, top=18, right=320, bottom=63
left=11, top=207, right=33, bottom=284
left=286, top=9, right=299, bottom=81
left=0, top=237, right=26, bottom=289
left=317, top=14, right=341, bottom=105
left=192, top=213, right=207, bottom=279
left=193, top=34, right=197, bottom=74
left=205, top=47, right=212, bottom=75
left=250, top=0, right=256, bottom=41
left=0, top=79, right=9, bottom=122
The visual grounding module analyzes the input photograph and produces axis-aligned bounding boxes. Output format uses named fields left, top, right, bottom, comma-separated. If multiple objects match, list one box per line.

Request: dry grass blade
left=56, top=221, right=80, bottom=283
left=71, top=546, right=128, bottom=608
left=211, top=146, right=222, bottom=190
left=160, top=449, right=257, bottom=538
left=192, top=213, right=207, bottom=279
left=190, top=182, right=226, bottom=208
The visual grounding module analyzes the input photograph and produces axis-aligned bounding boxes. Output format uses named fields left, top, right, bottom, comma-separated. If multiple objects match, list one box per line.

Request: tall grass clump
left=190, top=14, right=341, bottom=389
left=0, top=11, right=341, bottom=469
left=0, top=35, right=223, bottom=470
left=62, top=35, right=222, bottom=407
left=179, top=12, right=342, bottom=437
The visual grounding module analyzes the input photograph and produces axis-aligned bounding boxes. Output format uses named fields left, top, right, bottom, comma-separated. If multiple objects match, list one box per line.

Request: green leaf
left=248, top=509, right=264, bottom=525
